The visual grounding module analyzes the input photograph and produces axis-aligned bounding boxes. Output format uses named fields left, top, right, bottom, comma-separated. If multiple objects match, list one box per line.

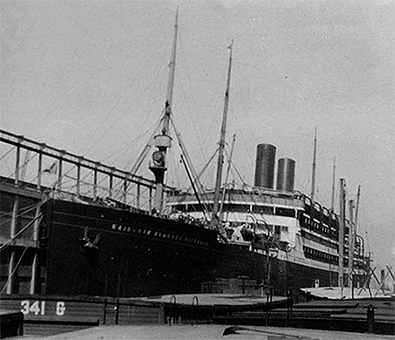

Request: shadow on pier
left=213, top=296, right=395, bottom=336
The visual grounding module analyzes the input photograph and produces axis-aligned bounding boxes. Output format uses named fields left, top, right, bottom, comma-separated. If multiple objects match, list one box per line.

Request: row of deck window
left=300, top=214, right=339, bottom=240
left=303, top=196, right=352, bottom=235
left=303, top=246, right=347, bottom=266
left=303, top=246, right=365, bottom=268
left=170, top=203, right=297, bottom=217
left=303, top=246, right=367, bottom=269
left=300, top=230, right=338, bottom=251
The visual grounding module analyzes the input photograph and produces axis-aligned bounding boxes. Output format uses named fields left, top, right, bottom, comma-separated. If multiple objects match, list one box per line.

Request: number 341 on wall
left=21, top=300, right=66, bottom=316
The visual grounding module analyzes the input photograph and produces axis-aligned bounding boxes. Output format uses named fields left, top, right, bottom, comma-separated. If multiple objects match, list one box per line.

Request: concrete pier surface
left=15, top=324, right=395, bottom=340
left=137, top=293, right=286, bottom=306
left=300, top=287, right=394, bottom=300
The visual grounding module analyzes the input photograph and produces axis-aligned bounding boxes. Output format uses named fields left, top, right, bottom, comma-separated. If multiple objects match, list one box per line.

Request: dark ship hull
left=40, top=198, right=341, bottom=298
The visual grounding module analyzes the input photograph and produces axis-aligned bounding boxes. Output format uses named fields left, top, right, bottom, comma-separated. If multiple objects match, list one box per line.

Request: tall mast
left=149, top=9, right=179, bottom=213
left=330, top=157, right=336, bottom=212
left=352, top=185, right=361, bottom=292
left=338, top=178, right=346, bottom=289
left=354, top=185, right=361, bottom=230
left=212, top=41, right=233, bottom=224
left=163, top=7, right=179, bottom=133
left=219, top=133, right=236, bottom=220
left=310, top=127, right=317, bottom=202
left=348, top=199, right=355, bottom=289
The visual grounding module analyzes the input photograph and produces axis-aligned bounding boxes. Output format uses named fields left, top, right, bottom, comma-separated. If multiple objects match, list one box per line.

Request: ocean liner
left=0, top=13, right=369, bottom=301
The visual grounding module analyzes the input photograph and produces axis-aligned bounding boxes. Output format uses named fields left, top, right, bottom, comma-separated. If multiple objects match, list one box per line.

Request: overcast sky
left=1, top=0, right=394, bottom=270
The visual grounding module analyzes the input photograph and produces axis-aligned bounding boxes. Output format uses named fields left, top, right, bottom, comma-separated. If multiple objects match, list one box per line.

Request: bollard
left=115, top=299, right=120, bottom=325
left=366, top=304, right=375, bottom=333
left=102, top=298, right=108, bottom=325
left=286, top=288, right=293, bottom=327
left=191, top=296, right=199, bottom=326
left=265, top=291, right=270, bottom=326
left=168, top=295, right=177, bottom=326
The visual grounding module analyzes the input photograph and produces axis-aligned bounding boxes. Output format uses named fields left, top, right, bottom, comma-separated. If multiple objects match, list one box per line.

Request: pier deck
left=139, top=293, right=287, bottom=308
left=13, top=324, right=395, bottom=340
left=213, top=297, right=395, bottom=335
left=0, top=293, right=287, bottom=337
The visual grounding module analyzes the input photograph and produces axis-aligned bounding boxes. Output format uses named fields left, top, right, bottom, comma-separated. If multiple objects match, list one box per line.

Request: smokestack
left=276, top=158, right=296, bottom=192
left=254, top=144, right=276, bottom=189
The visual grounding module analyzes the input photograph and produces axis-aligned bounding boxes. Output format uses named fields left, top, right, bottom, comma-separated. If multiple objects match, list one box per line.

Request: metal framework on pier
left=0, top=129, right=173, bottom=295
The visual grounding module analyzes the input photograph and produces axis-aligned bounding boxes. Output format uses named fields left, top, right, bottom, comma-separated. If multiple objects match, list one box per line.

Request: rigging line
left=63, top=175, right=97, bottom=189
left=180, top=154, right=209, bottom=222
left=229, top=159, right=247, bottom=186
left=47, top=162, right=80, bottom=191
left=20, top=150, right=31, bottom=180
left=127, top=111, right=165, bottom=174
left=81, top=31, right=167, bottom=155
left=248, top=9, right=268, bottom=65
left=0, top=202, right=42, bottom=222
left=60, top=167, right=92, bottom=185
left=0, top=152, right=39, bottom=185
left=85, top=174, right=122, bottom=193
left=1, top=201, right=41, bottom=216
left=176, top=62, right=207, bottom=164
left=0, top=213, right=43, bottom=253
left=170, top=116, right=206, bottom=198
left=100, top=113, right=162, bottom=168
left=55, top=162, right=121, bottom=196
left=122, top=114, right=163, bottom=166
left=81, top=95, right=125, bottom=156
left=0, top=145, right=16, bottom=162
left=111, top=119, right=164, bottom=201
left=0, top=245, right=30, bottom=295
left=218, top=143, right=248, bottom=188
left=25, top=174, right=41, bottom=187
left=194, top=148, right=219, bottom=187
left=83, top=63, right=169, bottom=158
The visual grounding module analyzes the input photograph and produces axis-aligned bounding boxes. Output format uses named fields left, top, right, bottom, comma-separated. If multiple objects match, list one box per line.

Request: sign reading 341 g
left=21, top=300, right=66, bottom=316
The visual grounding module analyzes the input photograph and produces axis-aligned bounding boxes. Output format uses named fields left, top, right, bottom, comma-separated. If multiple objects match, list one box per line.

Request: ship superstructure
left=165, top=142, right=368, bottom=290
